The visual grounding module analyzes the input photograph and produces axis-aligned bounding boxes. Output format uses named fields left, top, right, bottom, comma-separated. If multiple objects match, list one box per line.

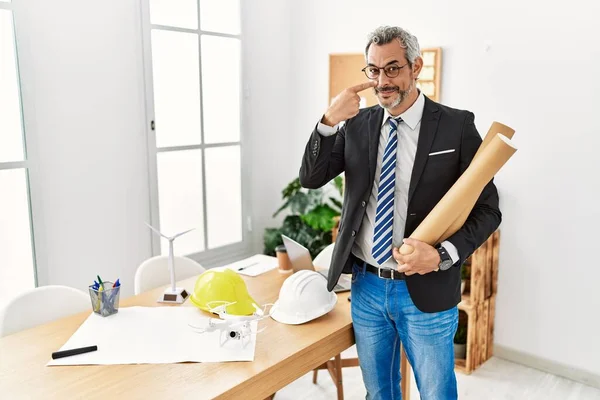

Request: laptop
left=281, top=234, right=351, bottom=293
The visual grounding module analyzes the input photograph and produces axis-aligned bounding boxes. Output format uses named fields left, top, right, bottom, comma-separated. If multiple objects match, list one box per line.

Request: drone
left=189, top=301, right=273, bottom=347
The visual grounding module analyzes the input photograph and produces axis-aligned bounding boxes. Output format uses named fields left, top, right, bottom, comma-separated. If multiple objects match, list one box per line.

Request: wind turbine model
left=145, top=222, right=194, bottom=304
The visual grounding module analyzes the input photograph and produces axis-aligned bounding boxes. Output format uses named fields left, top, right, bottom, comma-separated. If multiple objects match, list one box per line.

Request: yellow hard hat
left=190, top=268, right=258, bottom=316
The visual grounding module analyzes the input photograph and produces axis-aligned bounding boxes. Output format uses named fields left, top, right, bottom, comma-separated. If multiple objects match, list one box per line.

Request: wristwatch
left=436, top=244, right=454, bottom=271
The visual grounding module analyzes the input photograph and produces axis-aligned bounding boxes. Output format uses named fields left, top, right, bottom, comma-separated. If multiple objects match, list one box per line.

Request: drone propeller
left=206, top=300, right=238, bottom=315
left=188, top=316, right=227, bottom=333
left=254, top=325, right=267, bottom=334
left=252, top=303, right=274, bottom=321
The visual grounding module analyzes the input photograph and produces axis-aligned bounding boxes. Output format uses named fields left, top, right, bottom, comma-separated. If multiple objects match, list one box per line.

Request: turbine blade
left=172, top=228, right=195, bottom=239
left=145, top=222, right=169, bottom=239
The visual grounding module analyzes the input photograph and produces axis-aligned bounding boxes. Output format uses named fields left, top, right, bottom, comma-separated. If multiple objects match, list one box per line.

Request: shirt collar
left=381, top=90, right=425, bottom=131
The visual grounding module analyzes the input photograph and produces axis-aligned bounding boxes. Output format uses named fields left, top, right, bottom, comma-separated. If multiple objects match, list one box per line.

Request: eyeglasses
left=361, top=63, right=409, bottom=79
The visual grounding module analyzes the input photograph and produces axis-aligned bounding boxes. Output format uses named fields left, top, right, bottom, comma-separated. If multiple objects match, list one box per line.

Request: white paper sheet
left=217, top=254, right=279, bottom=277
left=47, top=306, right=257, bottom=366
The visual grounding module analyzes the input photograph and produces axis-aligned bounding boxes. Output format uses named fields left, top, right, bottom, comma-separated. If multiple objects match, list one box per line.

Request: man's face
left=366, top=40, right=422, bottom=110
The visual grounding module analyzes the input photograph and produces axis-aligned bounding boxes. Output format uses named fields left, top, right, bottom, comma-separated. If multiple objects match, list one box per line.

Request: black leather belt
left=354, top=256, right=405, bottom=280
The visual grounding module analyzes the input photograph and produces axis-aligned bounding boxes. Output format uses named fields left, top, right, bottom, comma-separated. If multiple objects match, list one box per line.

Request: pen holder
left=89, top=282, right=120, bottom=317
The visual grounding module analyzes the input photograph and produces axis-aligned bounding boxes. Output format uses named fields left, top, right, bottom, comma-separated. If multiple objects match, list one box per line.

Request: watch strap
left=436, top=244, right=453, bottom=270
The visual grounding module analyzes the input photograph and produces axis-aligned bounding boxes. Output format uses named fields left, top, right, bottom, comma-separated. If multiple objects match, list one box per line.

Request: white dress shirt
left=317, top=91, right=459, bottom=269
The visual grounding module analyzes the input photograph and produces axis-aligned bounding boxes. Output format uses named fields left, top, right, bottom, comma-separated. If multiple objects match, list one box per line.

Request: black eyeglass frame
left=361, top=63, right=409, bottom=79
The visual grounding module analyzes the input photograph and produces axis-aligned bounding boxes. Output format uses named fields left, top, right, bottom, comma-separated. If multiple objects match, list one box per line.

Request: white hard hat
left=270, top=270, right=338, bottom=325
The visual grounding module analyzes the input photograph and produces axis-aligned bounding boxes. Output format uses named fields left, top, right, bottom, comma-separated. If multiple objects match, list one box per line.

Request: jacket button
left=351, top=230, right=356, bottom=236
left=361, top=201, right=366, bottom=207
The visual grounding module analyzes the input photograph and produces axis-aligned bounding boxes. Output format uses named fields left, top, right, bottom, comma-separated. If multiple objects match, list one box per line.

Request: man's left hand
left=393, top=238, right=440, bottom=276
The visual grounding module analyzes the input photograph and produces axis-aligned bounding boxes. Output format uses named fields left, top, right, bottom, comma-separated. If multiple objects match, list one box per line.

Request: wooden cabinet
left=456, top=230, right=500, bottom=374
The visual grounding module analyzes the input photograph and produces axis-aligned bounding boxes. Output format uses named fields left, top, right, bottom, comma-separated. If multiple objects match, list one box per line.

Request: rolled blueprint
left=438, top=122, right=516, bottom=240
left=474, top=121, right=515, bottom=160
left=399, top=132, right=517, bottom=256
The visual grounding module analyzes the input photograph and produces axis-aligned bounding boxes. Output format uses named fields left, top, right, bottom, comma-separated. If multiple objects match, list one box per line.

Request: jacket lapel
left=368, top=107, right=385, bottom=186
left=408, top=97, right=440, bottom=205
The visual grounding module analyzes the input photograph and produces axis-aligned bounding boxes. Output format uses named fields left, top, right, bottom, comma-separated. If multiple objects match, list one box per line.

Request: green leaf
left=301, top=204, right=339, bottom=232
left=263, top=227, right=283, bottom=256
left=289, top=192, right=310, bottom=215
left=328, top=197, right=343, bottom=212
left=272, top=198, right=291, bottom=218
left=273, top=178, right=304, bottom=217
left=305, top=188, right=324, bottom=212
left=281, top=177, right=302, bottom=200
left=280, top=216, right=317, bottom=251
left=333, top=175, right=344, bottom=196
left=281, top=215, right=304, bottom=231
left=454, top=324, right=467, bottom=344
left=264, top=176, right=344, bottom=260
left=305, top=229, right=332, bottom=259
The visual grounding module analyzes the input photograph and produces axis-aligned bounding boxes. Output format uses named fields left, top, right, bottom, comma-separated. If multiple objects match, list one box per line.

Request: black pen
left=238, top=262, right=259, bottom=271
left=52, top=345, right=98, bottom=359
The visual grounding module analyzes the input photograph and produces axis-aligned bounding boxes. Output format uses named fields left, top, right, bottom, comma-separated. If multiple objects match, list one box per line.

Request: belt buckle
left=377, top=268, right=389, bottom=280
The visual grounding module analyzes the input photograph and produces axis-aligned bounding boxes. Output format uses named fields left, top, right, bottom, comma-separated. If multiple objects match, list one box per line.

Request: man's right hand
left=322, top=81, right=377, bottom=127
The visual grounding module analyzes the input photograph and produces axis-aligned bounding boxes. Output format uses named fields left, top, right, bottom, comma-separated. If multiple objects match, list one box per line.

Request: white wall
left=13, top=0, right=153, bottom=297
left=241, top=0, right=295, bottom=254
left=286, top=0, right=600, bottom=377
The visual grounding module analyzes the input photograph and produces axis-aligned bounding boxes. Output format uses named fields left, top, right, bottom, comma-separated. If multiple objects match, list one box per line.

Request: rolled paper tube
left=437, top=122, right=516, bottom=239
left=399, top=133, right=517, bottom=256
left=475, top=121, right=515, bottom=160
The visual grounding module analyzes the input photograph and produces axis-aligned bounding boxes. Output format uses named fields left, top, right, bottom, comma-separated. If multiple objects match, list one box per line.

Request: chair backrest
left=134, top=255, right=205, bottom=295
left=0, top=285, right=90, bottom=337
left=313, top=243, right=336, bottom=269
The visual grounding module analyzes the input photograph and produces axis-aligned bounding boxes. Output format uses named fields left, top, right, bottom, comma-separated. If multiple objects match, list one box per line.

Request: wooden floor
left=275, top=346, right=600, bottom=399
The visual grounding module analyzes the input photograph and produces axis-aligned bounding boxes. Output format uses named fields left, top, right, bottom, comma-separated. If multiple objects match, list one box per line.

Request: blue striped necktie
left=372, top=117, right=402, bottom=265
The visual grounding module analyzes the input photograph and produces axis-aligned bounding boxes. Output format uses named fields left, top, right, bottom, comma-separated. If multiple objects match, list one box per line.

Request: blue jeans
left=350, top=261, right=459, bottom=400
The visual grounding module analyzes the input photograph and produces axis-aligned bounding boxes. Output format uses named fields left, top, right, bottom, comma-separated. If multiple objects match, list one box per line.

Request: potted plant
left=263, top=176, right=343, bottom=259
left=454, top=323, right=467, bottom=360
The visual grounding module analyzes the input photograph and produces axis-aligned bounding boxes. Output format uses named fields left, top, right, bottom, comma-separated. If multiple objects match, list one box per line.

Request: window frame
left=139, top=0, right=252, bottom=267
left=0, top=0, right=39, bottom=288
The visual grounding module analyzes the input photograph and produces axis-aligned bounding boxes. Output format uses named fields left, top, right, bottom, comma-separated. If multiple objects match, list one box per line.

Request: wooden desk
left=0, top=269, right=356, bottom=399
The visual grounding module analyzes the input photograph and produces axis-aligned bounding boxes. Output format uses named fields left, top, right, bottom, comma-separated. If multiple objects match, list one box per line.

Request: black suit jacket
left=299, top=96, right=501, bottom=313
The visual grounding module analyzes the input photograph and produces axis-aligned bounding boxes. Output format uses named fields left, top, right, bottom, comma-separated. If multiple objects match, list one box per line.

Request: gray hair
left=365, top=26, right=421, bottom=65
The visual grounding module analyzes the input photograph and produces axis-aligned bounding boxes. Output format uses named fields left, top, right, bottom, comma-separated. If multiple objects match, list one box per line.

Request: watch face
left=441, top=260, right=453, bottom=270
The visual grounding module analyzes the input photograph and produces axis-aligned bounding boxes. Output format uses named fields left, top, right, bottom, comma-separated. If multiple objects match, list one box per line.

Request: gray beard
left=377, top=82, right=414, bottom=110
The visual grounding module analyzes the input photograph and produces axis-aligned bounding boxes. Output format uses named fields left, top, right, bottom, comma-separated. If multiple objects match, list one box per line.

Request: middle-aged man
left=299, top=25, right=501, bottom=399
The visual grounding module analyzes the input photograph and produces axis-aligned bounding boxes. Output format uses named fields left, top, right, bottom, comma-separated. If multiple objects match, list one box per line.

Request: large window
left=0, top=0, right=37, bottom=307
left=141, top=0, right=248, bottom=262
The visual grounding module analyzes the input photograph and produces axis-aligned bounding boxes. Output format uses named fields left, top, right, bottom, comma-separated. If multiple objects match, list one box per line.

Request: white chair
left=134, top=255, right=205, bottom=295
left=313, top=243, right=335, bottom=269
left=0, top=285, right=89, bottom=337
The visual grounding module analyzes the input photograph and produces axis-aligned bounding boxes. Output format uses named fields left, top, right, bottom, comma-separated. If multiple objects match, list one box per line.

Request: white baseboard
left=494, top=344, right=600, bottom=390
